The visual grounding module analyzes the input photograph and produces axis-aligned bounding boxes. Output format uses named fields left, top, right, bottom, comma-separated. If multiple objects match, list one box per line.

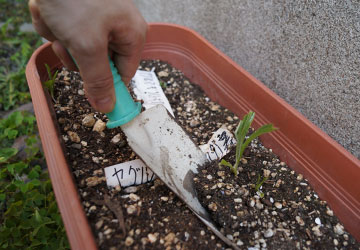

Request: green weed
left=0, top=17, right=42, bottom=111
left=0, top=1, right=32, bottom=26
left=0, top=7, right=69, bottom=248
left=0, top=111, right=36, bottom=148
left=0, top=111, right=69, bottom=249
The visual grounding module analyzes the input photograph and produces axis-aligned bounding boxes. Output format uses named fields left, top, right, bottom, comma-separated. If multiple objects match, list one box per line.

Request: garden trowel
left=89, top=58, right=239, bottom=249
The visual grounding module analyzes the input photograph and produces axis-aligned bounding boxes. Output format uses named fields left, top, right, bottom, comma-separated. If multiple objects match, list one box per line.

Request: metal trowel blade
left=121, top=104, right=239, bottom=249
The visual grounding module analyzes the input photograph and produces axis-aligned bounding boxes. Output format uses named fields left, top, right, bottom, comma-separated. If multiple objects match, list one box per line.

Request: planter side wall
left=26, top=24, right=360, bottom=248
left=26, top=44, right=98, bottom=250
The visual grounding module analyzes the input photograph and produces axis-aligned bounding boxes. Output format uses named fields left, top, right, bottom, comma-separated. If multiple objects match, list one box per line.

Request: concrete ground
left=134, top=0, right=360, bottom=159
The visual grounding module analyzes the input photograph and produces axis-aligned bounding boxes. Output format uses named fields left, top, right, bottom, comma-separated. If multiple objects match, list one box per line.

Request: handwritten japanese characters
left=104, top=159, right=156, bottom=188
left=104, top=70, right=236, bottom=189
left=200, top=127, right=236, bottom=161
left=104, top=127, right=236, bottom=188
left=131, top=70, right=174, bottom=117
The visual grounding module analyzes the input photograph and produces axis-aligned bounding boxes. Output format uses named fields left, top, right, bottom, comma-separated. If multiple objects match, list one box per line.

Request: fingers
left=111, top=22, right=148, bottom=85
left=30, top=0, right=115, bottom=113
left=28, top=0, right=57, bottom=41
left=29, top=0, right=147, bottom=114
left=31, top=2, right=78, bottom=73
left=30, top=1, right=77, bottom=72
left=51, top=41, right=78, bottom=71
left=70, top=44, right=116, bottom=113
left=113, top=52, right=141, bottom=85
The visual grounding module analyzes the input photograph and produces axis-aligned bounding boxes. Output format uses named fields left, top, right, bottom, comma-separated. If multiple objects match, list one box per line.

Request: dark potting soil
left=53, top=60, right=359, bottom=250
left=194, top=145, right=359, bottom=249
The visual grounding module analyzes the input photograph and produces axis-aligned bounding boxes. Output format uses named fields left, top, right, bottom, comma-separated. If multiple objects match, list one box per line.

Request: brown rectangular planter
left=26, top=23, right=360, bottom=249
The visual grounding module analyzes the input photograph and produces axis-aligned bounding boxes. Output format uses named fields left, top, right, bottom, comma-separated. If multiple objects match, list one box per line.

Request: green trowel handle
left=106, top=59, right=141, bottom=128
left=69, top=53, right=141, bottom=128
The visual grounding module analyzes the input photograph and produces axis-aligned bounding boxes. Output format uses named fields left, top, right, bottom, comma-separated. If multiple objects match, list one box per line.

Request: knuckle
left=69, top=38, right=105, bottom=57
left=84, top=75, right=113, bottom=95
left=137, top=20, right=148, bottom=43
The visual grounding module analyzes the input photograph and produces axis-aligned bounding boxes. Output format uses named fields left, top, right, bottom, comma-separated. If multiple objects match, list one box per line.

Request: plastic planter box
left=26, top=23, right=360, bottom=249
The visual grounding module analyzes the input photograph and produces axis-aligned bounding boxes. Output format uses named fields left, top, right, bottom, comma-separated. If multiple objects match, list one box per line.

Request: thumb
left=29, top=0, right=57, bottom=41
left=70, top=45, right=115, bottom=113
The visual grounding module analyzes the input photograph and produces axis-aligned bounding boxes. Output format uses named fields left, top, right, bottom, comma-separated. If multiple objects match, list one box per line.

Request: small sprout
left=43, top=64, right=58, bottom=102
left=219, top=111, right=277, bottom=175
left=253, top=174, right=268, bottom=198
left=159, top=80, right=167, bottom=89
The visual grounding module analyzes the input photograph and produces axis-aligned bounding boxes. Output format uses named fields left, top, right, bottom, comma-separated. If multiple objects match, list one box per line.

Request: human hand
left=29, top=0, right=148, bottom=113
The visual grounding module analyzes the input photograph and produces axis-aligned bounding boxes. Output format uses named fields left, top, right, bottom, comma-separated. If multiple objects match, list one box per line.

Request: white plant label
left=199, top=127, right=236, bottom=161
left=131, top=70, right=174, bottom=117
left=104, top=70, right=173, bottom=189
left=104, top=159, right=156, bottom=188
left=105, top=127, right=235, bottom=188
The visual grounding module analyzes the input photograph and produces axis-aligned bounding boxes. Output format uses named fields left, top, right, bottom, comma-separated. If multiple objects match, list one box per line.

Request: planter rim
left=26, top=45, right=98, bottom=249
left=147, top=23, right=359, bottom=163
left=26, top=23, right=360, bottom=249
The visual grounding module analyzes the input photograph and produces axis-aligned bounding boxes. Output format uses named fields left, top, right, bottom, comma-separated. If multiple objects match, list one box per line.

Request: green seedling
left=253, top=174, right=268, bottom=198
left=159, top=80, right=167, bottom=89
left=43, top=64, right=58, bottom=101
left=219, top=111, right=278, bottom=175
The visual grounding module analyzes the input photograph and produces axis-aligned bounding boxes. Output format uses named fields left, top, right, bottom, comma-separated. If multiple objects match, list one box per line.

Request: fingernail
left=95, top=96, right=114, bottom=113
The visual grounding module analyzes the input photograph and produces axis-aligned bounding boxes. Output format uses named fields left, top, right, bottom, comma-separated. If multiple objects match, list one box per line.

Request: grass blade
left=235, top=111, right=255, bottom=162
left=240, top=124, right=278, bottom=158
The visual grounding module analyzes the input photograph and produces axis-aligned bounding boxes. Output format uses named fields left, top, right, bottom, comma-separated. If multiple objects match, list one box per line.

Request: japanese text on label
left=104, top=159, right=156, bottom=188
left=200, top=127, right=236, bottom=161
left=131, top=70, right=174, bottom=117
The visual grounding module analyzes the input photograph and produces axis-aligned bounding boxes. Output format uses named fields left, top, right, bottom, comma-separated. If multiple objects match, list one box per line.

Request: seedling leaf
left=240, top=123, right=278, bottom=159
left=43, top=64, right=58, bottom=101
left=254, top=175, right=268, bottom=198
left=222, top=111, right=278, bottom=176
left=219, top=159, right=237, bottom=175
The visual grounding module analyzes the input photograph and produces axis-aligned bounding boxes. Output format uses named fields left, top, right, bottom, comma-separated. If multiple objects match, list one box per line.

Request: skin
left=29, top=0, right=148, bottom=113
